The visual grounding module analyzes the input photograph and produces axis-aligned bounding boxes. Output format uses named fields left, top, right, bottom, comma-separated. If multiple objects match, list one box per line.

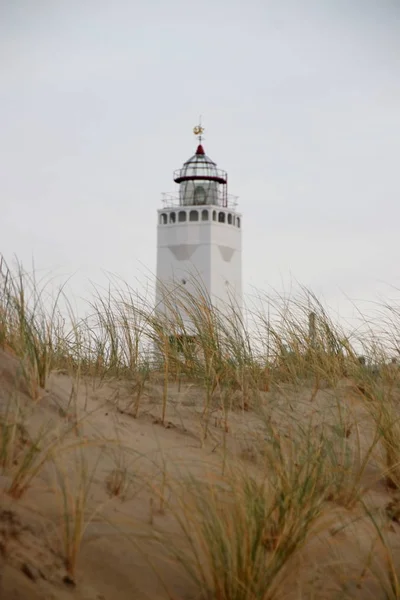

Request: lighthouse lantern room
left=155, top=125, right=242, bottom=328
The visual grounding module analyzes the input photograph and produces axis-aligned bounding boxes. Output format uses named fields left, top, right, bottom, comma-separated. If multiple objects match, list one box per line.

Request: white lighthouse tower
left=155, top=125, right=242, bottom=329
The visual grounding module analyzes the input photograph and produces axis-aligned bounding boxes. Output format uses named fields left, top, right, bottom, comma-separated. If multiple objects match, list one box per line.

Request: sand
left=0, top=347, right=399, bottom=599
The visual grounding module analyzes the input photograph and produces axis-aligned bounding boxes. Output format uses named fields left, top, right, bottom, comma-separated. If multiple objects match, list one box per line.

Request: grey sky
left=1, top=0, right=400, bottom=325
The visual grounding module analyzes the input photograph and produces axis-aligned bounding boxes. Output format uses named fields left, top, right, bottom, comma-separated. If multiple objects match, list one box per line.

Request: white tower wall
left=156, top=207, right=242, bottom=326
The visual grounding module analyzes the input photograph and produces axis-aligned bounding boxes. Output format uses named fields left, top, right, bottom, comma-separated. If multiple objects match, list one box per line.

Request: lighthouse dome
left=174, top=144, right=227, bottom=185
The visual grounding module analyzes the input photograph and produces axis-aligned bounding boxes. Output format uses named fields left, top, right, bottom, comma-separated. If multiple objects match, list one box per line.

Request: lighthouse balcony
left=161, top=192, right=238, bottom=210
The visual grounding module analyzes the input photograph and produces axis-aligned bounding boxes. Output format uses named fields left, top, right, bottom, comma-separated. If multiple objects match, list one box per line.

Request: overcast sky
left=1, top=0, right=399, bottom=326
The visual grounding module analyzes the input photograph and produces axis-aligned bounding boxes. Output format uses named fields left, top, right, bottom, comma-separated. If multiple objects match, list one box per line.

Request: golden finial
left=193, top=125, right=204, bottom=137
left=193, top=116, right=204, bottom=141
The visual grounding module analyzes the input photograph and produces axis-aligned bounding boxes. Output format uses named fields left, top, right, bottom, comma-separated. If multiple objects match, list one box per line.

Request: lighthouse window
left=218, top=212, right=225, bottom=224
left=178, top=211, right=187, bottom=222
left=201, top=209, right=209, bottom=221
left=160, top=213, right=167, bottom=225
left=237, top=217, right=241, bottom=228
left=194, top=186, right=207, bottom=205
left=227, top=213, right=232, bottom=225
left=169, top=212, right=176, bottom=223
left=212, top=211, right=216, bottom=221
left=189, top=210, right=199, bottom=222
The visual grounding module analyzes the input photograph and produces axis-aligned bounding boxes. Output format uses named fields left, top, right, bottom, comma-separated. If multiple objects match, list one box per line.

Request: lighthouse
left=155, top=125, right=242, bottom=329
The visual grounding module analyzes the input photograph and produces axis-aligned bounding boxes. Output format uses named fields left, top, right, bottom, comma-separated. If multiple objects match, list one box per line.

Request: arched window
left=201, top=209, right=209, bottom=221
left=227, top=213, right=232, bottom=225
left=218, top=212, right=225, bottom=223
left=169, top=212, right=176, bottom=223
left=237, top=217, right=241, bottom=228
left=189, top=210, right=199, bottom=222
left=160, top=213, right=167, bottom=225
left=178, top=211, right=187, bottom=222
left=233, top=215, right=236, bottom=226
left=193, top=186, right=207, bottom=205
left=212, top=211, right=216, bottom=221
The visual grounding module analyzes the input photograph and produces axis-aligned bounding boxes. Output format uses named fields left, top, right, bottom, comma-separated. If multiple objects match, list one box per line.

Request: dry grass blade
left=361, top=500, right=400, bottom=599
left=164, top=449, right=330, bottom=600
left=53, top=445, right=106, bottom=582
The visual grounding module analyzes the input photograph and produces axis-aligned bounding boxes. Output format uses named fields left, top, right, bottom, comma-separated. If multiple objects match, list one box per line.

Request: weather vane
left=193, top=116, right=204, bottom=142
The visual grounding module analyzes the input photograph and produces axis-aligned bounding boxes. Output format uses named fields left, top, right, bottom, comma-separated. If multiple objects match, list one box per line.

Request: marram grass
left=1, top=256, right=400, bottom=596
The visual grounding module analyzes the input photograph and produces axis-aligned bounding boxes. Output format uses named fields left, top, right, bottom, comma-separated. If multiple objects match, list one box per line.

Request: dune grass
left=164, top=459, right=329, bottom=600
left=0, top=256, right=68, bottom=398
left=2, top=256, right=400, bottom=595
left=52, top=444, right=107, bottom=582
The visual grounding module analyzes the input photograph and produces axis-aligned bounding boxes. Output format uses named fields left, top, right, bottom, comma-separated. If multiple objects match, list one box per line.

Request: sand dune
left=1, top=345, right=400, bottom=599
